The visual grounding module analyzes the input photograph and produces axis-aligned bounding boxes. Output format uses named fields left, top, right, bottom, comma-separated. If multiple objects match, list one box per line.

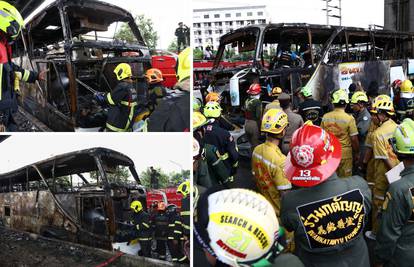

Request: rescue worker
left=264, top=86, right=282, bottom=113
left=0, top=1, right=47, bottom=131
left=369, top=95, right=400, bottom=237
left=361, top=113, right=379, bottom=193
left=298, top=86, right=323, bottom=125
left=278, top=92, right=304, bottom=155
left=194, top=187, right=304, bottom=266
left=130, top=200, right=152, bottom=258
left=145, top=68, right=167, bottom=112
left=251, top=108, right=292, bottom=216
left=351, top=91, right=371, bottom=164
left=147, top=47, right=190, bottom=132
left=321, top=89, right=360, bottom=177
left=95, top=63, right=137, bottom=132
left=374, top=119, right=414, bottom=267
left=280, top=123, right=372, bottom=267
left=166, top=204, right=188, bottom=263
left=203, top=101, right=235, bottom=131
left=153, top=202, right=169, bottom=260
left=396, top=79, right=414, bottom=122
left=177, top=181, right=190, bottom=241
left=175, top=22, right=189, bottom=52
left=244, top=83, right=263, bottom=150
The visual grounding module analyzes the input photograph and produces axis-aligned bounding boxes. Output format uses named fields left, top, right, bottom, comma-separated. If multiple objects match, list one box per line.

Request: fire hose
left=95, top=251, right=125, bottom=267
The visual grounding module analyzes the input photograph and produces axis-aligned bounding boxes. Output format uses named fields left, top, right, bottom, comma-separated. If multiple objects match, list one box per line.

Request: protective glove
left=94, top=92, right=105, bottom=104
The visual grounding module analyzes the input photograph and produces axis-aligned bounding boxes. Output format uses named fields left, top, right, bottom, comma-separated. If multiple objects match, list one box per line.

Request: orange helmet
left=158, top=202, right=166, bottom=211
left=206, top=92, right=221, bottom=103
left=145, top=68, right=164, bottom=84
left=285, top=124, right=342, bottom=187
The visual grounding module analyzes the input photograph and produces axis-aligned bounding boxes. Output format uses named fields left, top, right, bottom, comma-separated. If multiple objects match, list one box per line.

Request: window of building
left=247, top=12, right=253, bottom=16
left=204, top=14, right=209, bottom=19
left=250, top=20, right=255, bottom=24
left=214, top=14, right=220, bottom=18
left=258, top=11, right=264, bottom=16
left=225, top=13, right=231, bottom=18
left=236, top=13, right=241, bottom=17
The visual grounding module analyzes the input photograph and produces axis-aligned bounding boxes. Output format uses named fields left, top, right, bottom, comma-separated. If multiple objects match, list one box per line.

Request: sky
left=193, top=0, right=384, bottom=29
left=25, top=0, right=191, bottom=49
left=0, top=134, right=191, bottom=175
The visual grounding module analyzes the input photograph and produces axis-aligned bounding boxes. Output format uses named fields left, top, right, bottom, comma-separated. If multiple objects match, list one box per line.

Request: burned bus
left=13, top=0, right=151, bottom=131
left=0, top=147, right=147, bottom=250
left=208, top=23, right=414, bottom=107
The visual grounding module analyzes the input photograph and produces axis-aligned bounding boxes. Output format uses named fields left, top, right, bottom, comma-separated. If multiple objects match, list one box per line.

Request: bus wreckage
left=0, top=147, right=147, bottom=251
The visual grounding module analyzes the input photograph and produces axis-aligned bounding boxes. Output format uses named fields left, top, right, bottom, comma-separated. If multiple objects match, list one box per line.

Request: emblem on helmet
left=292, top=145, right=314, bottom=167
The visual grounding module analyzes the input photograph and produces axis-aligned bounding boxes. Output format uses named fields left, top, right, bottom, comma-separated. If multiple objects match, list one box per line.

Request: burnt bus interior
left=212, top=24, right=414, bottom=106
left=0, top=148, right=145, bottom=249
left=13, top=0, right=151, bottom=131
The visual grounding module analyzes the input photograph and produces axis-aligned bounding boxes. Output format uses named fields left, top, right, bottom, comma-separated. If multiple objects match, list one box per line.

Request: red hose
left=95, top=251, right=125, bottom=267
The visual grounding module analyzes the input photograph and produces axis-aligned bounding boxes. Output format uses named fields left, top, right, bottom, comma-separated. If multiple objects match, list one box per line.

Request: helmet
left=206, top=92, right=221, bottom=103
left=145, top=68, right=163, bottom=84
left=301, top=86, right=312, bottom=97
left=177, top=180, right=190, bottom=198
left=193, top=137, right=201, bottom=158
left=193, top=111, right=208, bottom=130
left=114, top=63, right=132, bottom=81
left=391, top=119, right=414, bottom=154
left=400, top=79, right=413, bottom=93
left=247, top=83, right=261, bottom=95
left=130, top=200, right=143, bottom=213
left=332, top=89, right=349, bottom=104
left=158, top=202, right=166, bottom=211
left=285, top=124, right=342, bottom=187
left=203, top=101, right=222, bottom=118
left=193, top=97, right=202, bottom=111
left=176, top=47, right=191, bottom=82
left=0, top=1, right=24, bottom=41
left=167, top=204, right=177, bottom=213
left=392, top=79, right=402, bottom=88
left=371, top=95, right=395, bottom=115
left=197, top=188, right=279, bottom=266
left=261, top=108, right=289, bottom=135
left=350, top=91, right=368, bottom=104
left=271, top=87, right=282, bottom=97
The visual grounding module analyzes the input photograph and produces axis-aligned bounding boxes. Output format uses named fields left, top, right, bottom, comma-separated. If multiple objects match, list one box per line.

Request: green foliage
left=139, top=167, right=190, bottom=188
left=193, top=48, right=203, bottom=60
left=90, top=166, right=132, bottom=184
left=168, top=39, right=178, bottom=53
left=115, top=14, right=158, bottom=49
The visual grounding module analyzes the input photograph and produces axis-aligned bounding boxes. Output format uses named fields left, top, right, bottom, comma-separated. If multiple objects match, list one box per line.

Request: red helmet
left=392, top=79, right=402, bottom=88
left=246, top=83, right=261, bottom=95
left=285, top=124, right=342, bottom=187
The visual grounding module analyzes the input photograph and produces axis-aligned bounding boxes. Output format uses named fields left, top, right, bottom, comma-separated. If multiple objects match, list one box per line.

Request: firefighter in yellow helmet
left=264, top=86, right=282, bottom=113
left=351, top=91, right=371, bottom=165
left=396, top=79, right=414, bottom=121
left=177, top=181, right=190, bottom=242
left=0, top=1, right=47, bottom=131
left=129, top=200, right=152, bottom=257
left=251, top=108, right=292, bottom=216
left=95, top=63, right=137, bottom=132
left=321, top=89, right=360, bottom=178
left=147, top=48, right=190, bottom=132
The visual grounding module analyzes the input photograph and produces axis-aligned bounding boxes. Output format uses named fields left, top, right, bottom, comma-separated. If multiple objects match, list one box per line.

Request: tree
left=168, top=39, right=178, bottom=53
left=139, top=167, right=190, bottom=188
left=193, top=48, right=203, bottom=60
left=90, top=166, right=132, bottom=184
left=115, top=14, right=158, bottom=49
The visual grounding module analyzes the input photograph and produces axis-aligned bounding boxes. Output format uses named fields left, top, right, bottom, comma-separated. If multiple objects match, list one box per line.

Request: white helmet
left=193, top=137, right=200, bottom=158
left=205, top=189, right=279, bottom=266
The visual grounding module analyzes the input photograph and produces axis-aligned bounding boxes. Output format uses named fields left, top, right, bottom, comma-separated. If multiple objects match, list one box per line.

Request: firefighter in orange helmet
left=145, top=68, right=167, bottom=112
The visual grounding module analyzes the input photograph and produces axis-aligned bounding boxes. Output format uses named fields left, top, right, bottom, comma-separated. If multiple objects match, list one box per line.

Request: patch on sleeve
left=296, top=189, right=365, bottom=249
left=363, top=116, right=368, bottom=121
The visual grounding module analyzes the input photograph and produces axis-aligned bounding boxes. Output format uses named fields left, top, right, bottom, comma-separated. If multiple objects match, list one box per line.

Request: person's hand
left=38, top=69, right=49, bottom=81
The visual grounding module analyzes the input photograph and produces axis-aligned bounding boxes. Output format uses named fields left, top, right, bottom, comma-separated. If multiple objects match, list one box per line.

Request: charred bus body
left=13, top=0, right=151, bottom=131
left=208, top=23, right=414, bottom=107
left=0, top=147, right=146, bottom=250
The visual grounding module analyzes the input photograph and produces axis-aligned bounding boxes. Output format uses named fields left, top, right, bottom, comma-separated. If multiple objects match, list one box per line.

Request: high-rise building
left=193, top=6, right=268, bottom=50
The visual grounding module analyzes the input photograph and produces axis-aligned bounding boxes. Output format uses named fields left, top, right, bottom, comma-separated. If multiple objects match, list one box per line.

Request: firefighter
left=351, top=91, right=371, bottom=165
left=320, top=89, right=360, bottom=178
left=264, top=86, right=282, bottom=113
left=0, top=1, right=47, bottom=131
left=369, top=95, right=400, bottom=238
left=204, top=92, right=236, bottom=131
left=95, top=63, right=137, bottom=132
left=194, top=187, right=304, bottom=267
left=361, top=114, right=379, bottom=193
left=153, top=202, right=169, bottom=260
left=244, top=83, right=263, bottom=150
left=177, top=181, right=190, bottom=241
left=130, top=200, right=152, bottom=258
left=203, top=100, right=234, bottom=131
left=145, top=68, right=167, bottom=112
left=396, top=79, right=414, bottom=122
left=251, top=108, right=292, bottom=216
left=280, top=123, right=372, bottom=267
left=374, top=119, right=414, bottom=267
left=175, top=22, right=189, bottom=52
left=298, top=86, right=323, bottom=125
left=166, top=204, right=188, bottom=263
left=147, top=47, right=190, bottom=132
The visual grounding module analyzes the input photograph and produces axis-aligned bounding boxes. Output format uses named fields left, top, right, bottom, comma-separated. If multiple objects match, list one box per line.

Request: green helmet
left=301, top=86, right=312, bottom=97
left=193, top=97, right=202, bottom=111
left=0, top=1, right=24, bottom=41
left=392, top=119, right=414, bottom=154
left=332, top=89, right=349, bottom=104
left=203, top=101, right=222, bottom=118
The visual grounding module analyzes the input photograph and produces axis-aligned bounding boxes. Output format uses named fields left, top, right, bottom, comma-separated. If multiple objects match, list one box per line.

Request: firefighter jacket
left=217, top=116, right=235, bottom=131
left=244, top=97, right=262, bottom=122
left=355, top=107, right=371, bottom=144
left=205, top=143, right=233, bottom=185
left=203, top=120, right=239, bottom=175
left=396, top=94, right=414, bottom=121
left=181, top=196, right=190, bottom=237
left=104, top=81, right=137, bottom=132
left=131, top=210, right=152, bottom=241
left=298, top=98, right=323, bottom=125
left=167, top=210, right=183, bottom=241
left=153, top=211, right=169, bottom=241
left=280, top=173, right=372, bottom=267
left=148, top=83, right=167, bottom=112
left=375, top=164, right=414, bottom=267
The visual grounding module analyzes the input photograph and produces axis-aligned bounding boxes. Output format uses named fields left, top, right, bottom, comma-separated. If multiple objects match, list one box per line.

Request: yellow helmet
left=332, top=89, right=349, bottom=104
left=114, top=63, right=132, bottom=81
left=193, top=111, right=208, bottom=130
left=261, top=108, right=289, bottom=135
left=130, top=200, right=143, bottom=213
left=371, top=94, right=395, bottom=115
left=0, top=1, right=24, bottom=41
left=400, top=79, right=413, bottom=93
left=177, top=180, right=190, bottom=198
left=203, top=101, right=222, bottom=118
left=176, top=47, right=191, bottom=82
left=351, top=91, right=368, bottom=104
left=271, top=87, right=282, bottom=97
